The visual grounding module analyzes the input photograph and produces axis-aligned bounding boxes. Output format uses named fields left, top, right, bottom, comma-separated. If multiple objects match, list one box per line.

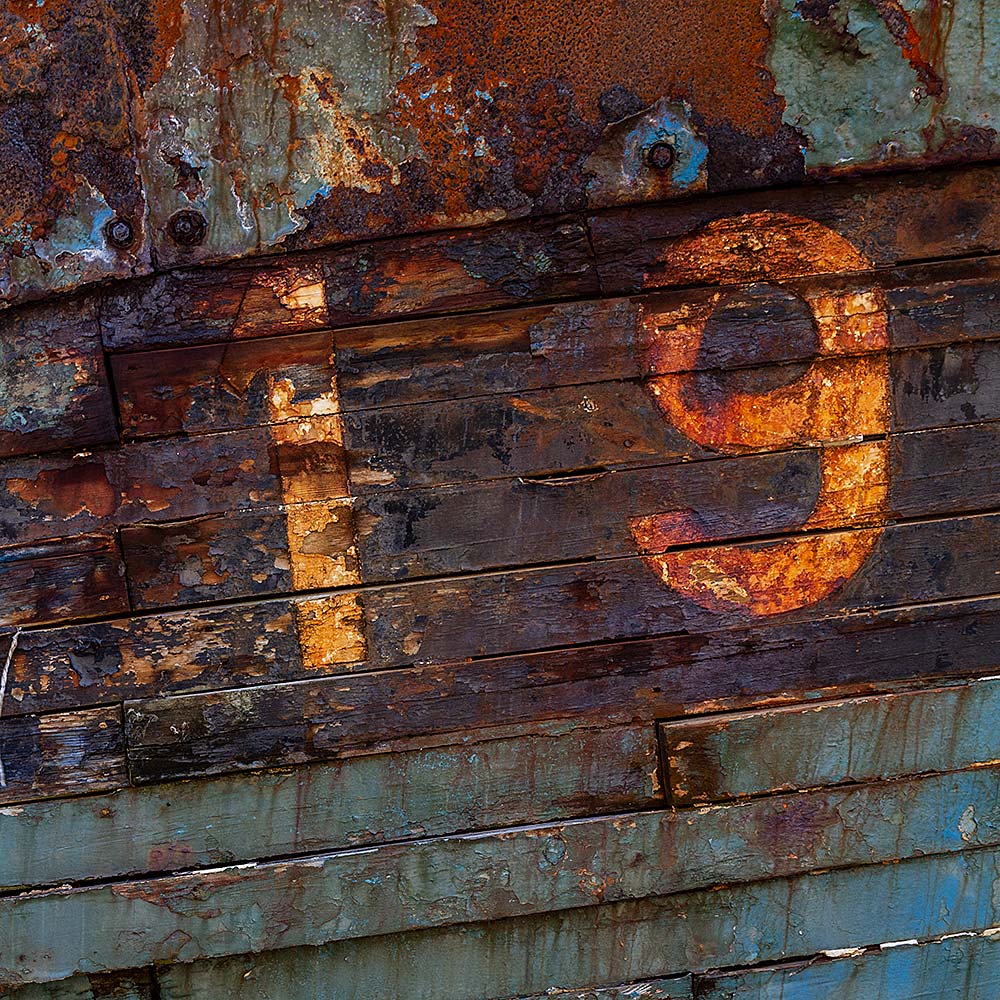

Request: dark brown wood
left=591, top=166, right=1000, bottom=294
left=5, top=593, right=366, bottom=717
left=0, top=705, right=125, bottom=805
left=0, top=298, right=116, bottom=460
left=100, top=215, right=597, bottom=352
left=0, top=534, right=129, bottom=629
left=120, top=500, right=359, bottom=609
left=123, top=591, right=1000, bottom=784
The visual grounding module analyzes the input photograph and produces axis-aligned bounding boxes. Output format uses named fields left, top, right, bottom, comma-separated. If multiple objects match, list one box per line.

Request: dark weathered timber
left=662, top=677, right=1000, bottom=804
left=0, top=299, right=116, bottom=460
left=591, top=166, right=1000, bottom=294
left=5, top=593, right=366, bottom=717
left=0, top=706, right=125, bottom=806
left=2, top=970, right=155, bottom=1000
left=698, top=933, right=1000, bottom=999
left=0, top=423, right=348, bottom=549
left=123, top=589, right=1000, bottom=785
left=112, top=330, right=336, bottom=440
left=119, top=500, right=358, bottom=609
left=100, top=216, right=597, bottom=351
left=122, top=421, right=997, bottom=611
left=111, top=253, right=1000, bottom=439
left=36, top=846, right=1000, bottom=994
left=892, top=341, right=1000, bottom=429
left=0, top=724, right=659, bottom=892
left=323, top=216, right=599, bottom=325
left=99, top=259, right=327, bottom=351
left=0, top=535, right=129, bottom=629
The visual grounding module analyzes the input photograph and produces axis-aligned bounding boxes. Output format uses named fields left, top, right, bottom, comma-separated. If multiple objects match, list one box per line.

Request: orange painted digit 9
left=630, top=212, right=890, bottom=616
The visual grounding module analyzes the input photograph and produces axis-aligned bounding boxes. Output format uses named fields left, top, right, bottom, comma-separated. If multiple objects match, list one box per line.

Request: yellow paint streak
left=295, top=594, right=367, bottom=670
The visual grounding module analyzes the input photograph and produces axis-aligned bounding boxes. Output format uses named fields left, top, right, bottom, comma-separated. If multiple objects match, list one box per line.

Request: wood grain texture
left=591, top=166, right=1000, bottom=295
left=122, top=580, right=1000, bottom=787
left=7, top=767, right=1000, bottom=985
left=99, top=215, right=596, bottom=352
left=0, top=706, right=125, bottom=806
left=99, top=260, right=327, bottom=351
left=147, top=846, right=1000, bottom=1000
left=4, top=593, right=366, bottom=717
left=0, top=724, right=660, bottom=891
left=698, top=932, right=1000, bottom=999
left=0, top=298, right=116, bottom=460
left=0, top=535, right=129, bottom=628
left=662, top=676, right=1000, bottom=804
left=110, top=252, right=1000, bottom=442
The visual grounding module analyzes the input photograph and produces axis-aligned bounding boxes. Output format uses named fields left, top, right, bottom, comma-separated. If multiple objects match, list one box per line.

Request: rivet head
left=646, top=141, right=677, bottom=171
left=167, top=209, right=208, bottom=246
left=105, top=217, right=135, bottom=249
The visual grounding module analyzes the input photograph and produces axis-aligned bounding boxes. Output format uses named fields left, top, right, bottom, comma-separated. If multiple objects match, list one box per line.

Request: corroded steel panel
left=1, top=0, right=998, bottom=302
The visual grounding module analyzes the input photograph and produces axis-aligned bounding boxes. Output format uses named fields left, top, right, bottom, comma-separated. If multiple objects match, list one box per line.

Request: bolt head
left=105, top=218, right=135, bottom=249
left=167, top=209, right=208, bottom=246
left=646, top=141, right=677, bottom=171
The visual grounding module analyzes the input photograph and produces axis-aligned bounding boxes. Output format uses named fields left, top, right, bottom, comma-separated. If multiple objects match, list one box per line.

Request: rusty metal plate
left=1, top=0, right=997, bottom=304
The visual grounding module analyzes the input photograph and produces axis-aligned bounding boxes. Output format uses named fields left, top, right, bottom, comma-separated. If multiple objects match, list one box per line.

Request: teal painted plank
left=663, top=676, right=1000, bottom=804
left=154, top=846, right=1000, bottom=1000
left=515, top=977, right=693, bottom=999
left=6, top=763, right=1000, bottom=985
left=2, top=971, right=153, bottom=999
left=0, top=723, right=660, bottom=892
left=699, top=931, right=1000, bottom=999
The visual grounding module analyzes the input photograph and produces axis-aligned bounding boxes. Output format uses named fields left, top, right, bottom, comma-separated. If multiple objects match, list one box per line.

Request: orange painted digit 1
left=630, top=212, right=890, bottom=616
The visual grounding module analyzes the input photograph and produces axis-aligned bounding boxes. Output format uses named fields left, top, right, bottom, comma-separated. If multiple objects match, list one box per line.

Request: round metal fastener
left=646, top=141, right=677, bottom=170
left=105, top=217, right=135, bottom=249
left=167, top=209, right=208, bottom=246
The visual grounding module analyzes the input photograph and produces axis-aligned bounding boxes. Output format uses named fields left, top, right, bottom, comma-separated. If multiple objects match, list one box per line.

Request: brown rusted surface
left=1, top=1, right=997, bottom=305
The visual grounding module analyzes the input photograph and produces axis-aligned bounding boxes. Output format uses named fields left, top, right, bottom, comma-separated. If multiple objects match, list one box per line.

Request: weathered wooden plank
left=5, top=593, right=366, bottom=716
left=5, top=413, right=997, bottom=622
left=123, top=519, right=1000, bottom=785
left=119, top=499, right=359, bottom=609
left=9, top=502, right=998, bottom=721
left=323, top=216, right=598, bottom=325
left=591, top=165, right=1000, bottom=295
left=100, top=216, right=596, bottom=352
left=892, top=341, right=1000, bottom=429
left=0, top=706, right=125, bottom=806
left=150, top=840, right=1000, bottom=1000
left=2, top=970, right=154, bottom=1000
left=112, top=331, right=337, bottom=439
left=0, top=420, right=349, bottom=549
left=99, top=260, right=327, bottom=351
left=353, top=422, right=1000, bottom=582
left=698, top=932, right=1000, bottom=999
left=0, top=724, right=659, bottom=892
left=662, top=676, right=1000, bottom=805
left=0, top=535, right=129, bottom=629
left=0, top=299, right=116, bottom=460
left=30, top=844, right=1000, bottom=993
left=512, top=977, right=693, bottom=1000
left=111, top=253, right=1000, bottom=438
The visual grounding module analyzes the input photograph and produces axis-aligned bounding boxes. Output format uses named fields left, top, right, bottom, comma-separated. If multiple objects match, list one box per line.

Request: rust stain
left=630, top=212, right=890, bottom=616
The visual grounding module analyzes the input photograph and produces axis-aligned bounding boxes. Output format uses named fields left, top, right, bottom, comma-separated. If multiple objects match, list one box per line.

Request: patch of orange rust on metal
left=294, top=594, right=367, bottom=671
left=411, top=0, right=782, bottom=133
left=630, top=212, right=890, bottom=616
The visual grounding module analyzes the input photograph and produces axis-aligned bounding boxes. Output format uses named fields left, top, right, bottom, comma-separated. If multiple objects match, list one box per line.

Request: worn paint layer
left=1, top=0, right=999, bottom=302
